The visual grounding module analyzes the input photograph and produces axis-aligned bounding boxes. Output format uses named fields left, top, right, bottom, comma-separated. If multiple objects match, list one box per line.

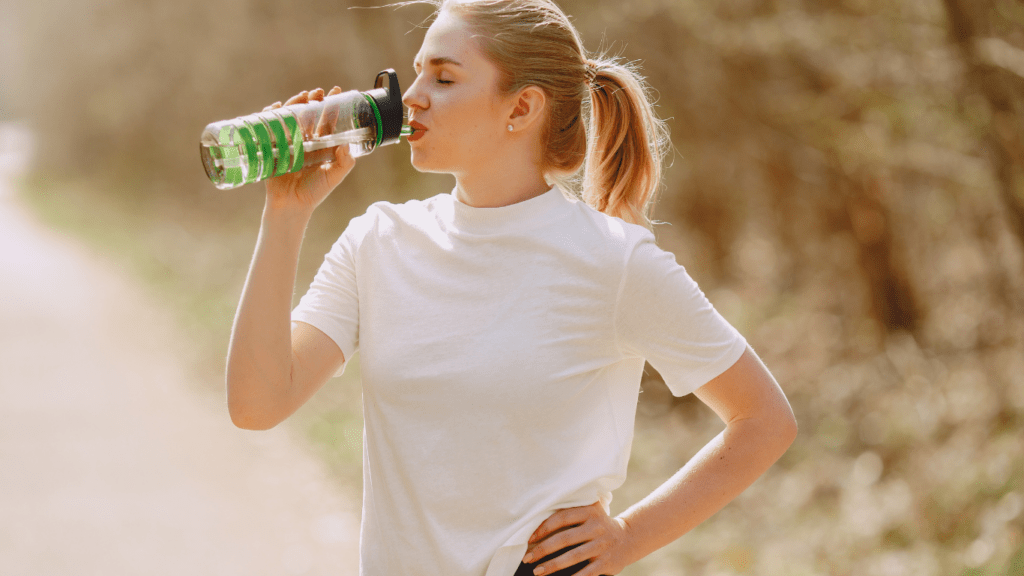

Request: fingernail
left=523, top=554, right=533, bottom=563
left=534, top=567, right=545, bottom=575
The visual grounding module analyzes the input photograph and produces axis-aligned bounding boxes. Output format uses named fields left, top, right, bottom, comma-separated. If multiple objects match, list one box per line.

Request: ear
left=506, top=85, right=547, bottom=132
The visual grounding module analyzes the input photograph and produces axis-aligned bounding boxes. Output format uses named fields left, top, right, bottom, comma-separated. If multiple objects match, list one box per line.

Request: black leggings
left=513, top=542, right=602, bottom=576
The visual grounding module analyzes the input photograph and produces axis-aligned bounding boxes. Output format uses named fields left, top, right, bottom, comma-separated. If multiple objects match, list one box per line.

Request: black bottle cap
left=366, top=69, right=403, bottom=148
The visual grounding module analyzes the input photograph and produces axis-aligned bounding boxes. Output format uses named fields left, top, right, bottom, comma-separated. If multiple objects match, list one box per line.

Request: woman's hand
left=263, top=86, right=356, bottom=215
left=523, top=502, right=636, bottom=576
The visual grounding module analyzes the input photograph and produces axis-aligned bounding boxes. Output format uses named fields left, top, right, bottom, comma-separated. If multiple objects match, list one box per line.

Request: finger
left=531, top=542, right=593, bottom=576
left=321, top=146, right=355, bottom=188
left=316, top=91, right=341, bottom=138
left=271, top=101, right=283, bottom=109
left=317, top=87, right=345, bottom=136
left=292, top=90, right=321, bottom=139
left=530, top=512, right=567, bottom=544
left=285, top=91, right=309, bottom=106
left=302, top=144, right=353, bottom=173
left=332, top=142, right=353, bottom=165
left=525, top=528, right=581, bottom=565
left=530, top=506, right=592, bottom=543
left=574, top=561, right=609, bottom=576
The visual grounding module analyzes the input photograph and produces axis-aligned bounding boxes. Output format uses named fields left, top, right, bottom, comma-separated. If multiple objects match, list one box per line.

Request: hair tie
left=584, top=59, right=603, bottom=93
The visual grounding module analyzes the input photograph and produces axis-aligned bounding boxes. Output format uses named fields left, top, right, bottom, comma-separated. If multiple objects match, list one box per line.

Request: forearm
left=617, top=417, right=796, bottom=564
left=225, top=201, right=312, bottom=428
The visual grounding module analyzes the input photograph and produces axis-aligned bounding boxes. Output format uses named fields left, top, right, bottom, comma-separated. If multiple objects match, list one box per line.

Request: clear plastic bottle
left=200, top=69, right=408, bottom=189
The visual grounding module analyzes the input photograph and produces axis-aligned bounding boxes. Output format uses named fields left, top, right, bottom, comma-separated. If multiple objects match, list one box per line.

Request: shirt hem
left=665, top=336, right=749, bottom=397
left=290, top=313, right=356, bottom=377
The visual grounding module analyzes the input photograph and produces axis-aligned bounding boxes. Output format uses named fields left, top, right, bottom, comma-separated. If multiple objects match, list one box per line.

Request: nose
left=402, top=75, right=427, bottom=112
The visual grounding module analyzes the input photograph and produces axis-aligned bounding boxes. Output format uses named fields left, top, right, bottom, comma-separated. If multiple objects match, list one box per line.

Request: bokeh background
left=2, top=0, right=1023, bottom=574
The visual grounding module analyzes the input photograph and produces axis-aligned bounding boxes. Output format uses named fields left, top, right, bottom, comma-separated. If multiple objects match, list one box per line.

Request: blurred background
left=2, top=0, right=1023, bottom=574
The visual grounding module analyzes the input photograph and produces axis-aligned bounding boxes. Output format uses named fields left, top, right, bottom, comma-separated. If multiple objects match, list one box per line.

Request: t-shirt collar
left=447, top=184, right=570, bottom=235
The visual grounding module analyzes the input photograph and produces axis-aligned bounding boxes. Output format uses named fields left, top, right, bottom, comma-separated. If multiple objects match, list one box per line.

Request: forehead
left=413, top=11, right=481, bottom=68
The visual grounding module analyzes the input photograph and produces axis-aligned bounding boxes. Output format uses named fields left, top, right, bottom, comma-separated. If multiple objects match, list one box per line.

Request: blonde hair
left=394, top=0, right=670, bottom=229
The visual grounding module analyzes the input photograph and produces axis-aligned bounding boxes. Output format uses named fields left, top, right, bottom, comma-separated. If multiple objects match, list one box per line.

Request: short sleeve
left=291, top=214, right=368, bottom=377
left=615, top=233, right=747, bottom=397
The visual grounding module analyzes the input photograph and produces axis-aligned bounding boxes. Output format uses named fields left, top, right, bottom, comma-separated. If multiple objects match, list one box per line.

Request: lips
left=408, top=120, right=427, bottom=142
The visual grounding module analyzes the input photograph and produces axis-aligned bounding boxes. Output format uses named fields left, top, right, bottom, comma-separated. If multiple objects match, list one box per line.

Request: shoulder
left=342, top=193, right=450, bottom=241
left=560, top=192, right=655, bottom=256
left=361, top=193, right=449, bottom=232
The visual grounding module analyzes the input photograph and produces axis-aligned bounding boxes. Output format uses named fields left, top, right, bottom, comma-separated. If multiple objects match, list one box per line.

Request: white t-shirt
left=291, top=185, right=747, bottom=576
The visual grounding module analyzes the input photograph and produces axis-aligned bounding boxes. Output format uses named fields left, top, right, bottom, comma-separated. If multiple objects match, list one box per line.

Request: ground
left=0, top=125, right=361, bottom=576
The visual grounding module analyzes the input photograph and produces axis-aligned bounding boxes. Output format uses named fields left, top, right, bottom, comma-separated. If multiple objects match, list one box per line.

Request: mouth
left=407, top=121, right=427, bottom=142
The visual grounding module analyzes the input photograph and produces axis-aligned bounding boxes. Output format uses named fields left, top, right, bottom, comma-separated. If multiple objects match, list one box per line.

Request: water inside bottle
left=208, top=125, right=414, bottom=167
left=207, top=125, right=415, bottom=167
left=200, top=117, right=416, bottom=189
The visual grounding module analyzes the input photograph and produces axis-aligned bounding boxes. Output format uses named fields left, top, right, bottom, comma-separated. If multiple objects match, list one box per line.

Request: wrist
left=262, top=196, right=315, bottom=228
left=614, top=515, right=644, bottom=567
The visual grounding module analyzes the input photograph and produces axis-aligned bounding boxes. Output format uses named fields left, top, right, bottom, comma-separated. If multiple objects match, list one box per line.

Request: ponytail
left=582, top=58, right=671, bottom=230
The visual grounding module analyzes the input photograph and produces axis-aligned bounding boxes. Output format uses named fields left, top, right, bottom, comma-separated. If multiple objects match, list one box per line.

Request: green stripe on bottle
left=217, top=124, right=243, bottom=186
left=282, top=113, right=304, bottom=173
left=362, top=94, right=383, bottom=149
left=263, top=113, right=292, bottom=176
left=243, top=115, right=275, bottom=182
left=238, top=123, right=263, bottom=184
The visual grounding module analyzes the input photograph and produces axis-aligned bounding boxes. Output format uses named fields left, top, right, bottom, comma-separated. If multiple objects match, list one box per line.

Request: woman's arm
left=224, top=203, right=346, bottom=430
left=224, top=87, right=354, bottom=430
left=615, top=346, right=797, bottom=562
left=524, top=346, right=797, bottom=575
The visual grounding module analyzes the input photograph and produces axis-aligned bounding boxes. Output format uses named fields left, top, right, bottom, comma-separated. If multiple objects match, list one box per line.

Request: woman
left=225, top=1, right=798, bottom=575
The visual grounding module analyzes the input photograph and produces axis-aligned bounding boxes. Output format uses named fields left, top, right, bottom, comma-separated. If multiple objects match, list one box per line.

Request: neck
left=452, top=158, right=551, bottom=208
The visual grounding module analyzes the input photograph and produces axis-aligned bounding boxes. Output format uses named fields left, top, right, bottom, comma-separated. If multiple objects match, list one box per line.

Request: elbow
left=744, top=412, right=798, bottom=452
left=755, top=415, right=797, bottom=461
left=229, top=404, right=281, bottom=431
left=226, top=375, right=284, bottom=431
left=770, top=407, right=799, bottom=454
left=771, top=400, right=799, bottom=446
left=780, top=414, right=799, bottom=446
left=732, top=405, right=798, bottom=445
left=767, top=394, right=799, bottom=447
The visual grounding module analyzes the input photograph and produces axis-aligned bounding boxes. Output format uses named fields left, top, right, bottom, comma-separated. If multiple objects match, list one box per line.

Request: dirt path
left=0, top=125, right=361, bottom=576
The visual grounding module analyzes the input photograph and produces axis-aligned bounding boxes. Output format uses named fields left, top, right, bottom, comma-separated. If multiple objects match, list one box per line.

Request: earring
left=507, top=124, right=514, bottom=132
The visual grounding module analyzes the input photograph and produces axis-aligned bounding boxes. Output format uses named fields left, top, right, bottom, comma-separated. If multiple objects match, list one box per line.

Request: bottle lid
left=364, top=69, right=403, bottom=148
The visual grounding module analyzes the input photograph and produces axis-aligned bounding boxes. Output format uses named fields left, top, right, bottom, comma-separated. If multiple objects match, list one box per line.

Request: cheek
left=450, top=109, right=501, bottom=157
left=411, top=91, right=501, bottom=169
left=442, top=88, right=499, bottom=132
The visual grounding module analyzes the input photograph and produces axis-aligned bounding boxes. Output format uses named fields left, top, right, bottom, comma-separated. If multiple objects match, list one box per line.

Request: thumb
left=320, top=146, right=356, bottom=190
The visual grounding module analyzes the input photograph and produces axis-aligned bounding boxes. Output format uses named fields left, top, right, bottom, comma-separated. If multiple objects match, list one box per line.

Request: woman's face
left=402, top=11, right=511, bottom=175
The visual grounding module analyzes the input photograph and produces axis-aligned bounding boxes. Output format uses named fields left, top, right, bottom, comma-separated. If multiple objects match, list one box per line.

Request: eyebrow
left=413, top=56, right=464, bottom=71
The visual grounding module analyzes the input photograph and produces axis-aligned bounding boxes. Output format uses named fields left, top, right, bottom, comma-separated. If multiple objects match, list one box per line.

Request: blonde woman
left=225, top=1, right=798, bottom=575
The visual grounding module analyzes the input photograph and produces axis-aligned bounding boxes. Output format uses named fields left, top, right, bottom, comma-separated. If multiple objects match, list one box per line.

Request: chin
left=408, top=148, right=457, bottom=174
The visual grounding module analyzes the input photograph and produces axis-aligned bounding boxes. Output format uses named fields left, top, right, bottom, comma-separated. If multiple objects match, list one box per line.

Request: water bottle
left=200, top=69, right=411, bottom=189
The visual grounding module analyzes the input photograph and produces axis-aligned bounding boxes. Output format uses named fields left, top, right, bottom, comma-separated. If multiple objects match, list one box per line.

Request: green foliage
left=1006, top=541, right=1024, bottom=576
